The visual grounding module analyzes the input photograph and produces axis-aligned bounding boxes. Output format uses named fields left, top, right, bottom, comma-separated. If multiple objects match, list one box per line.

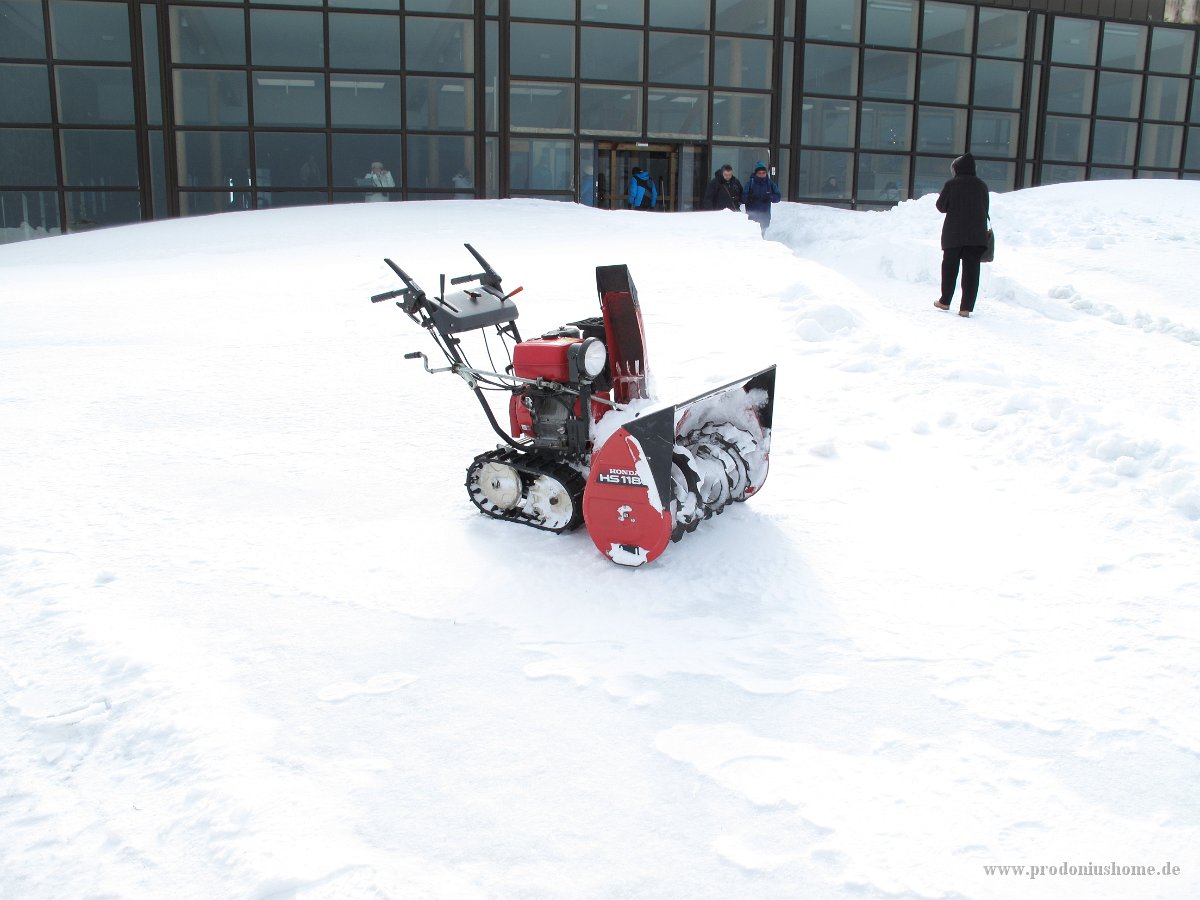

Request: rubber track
left=465, top=447, right=587, bottom=534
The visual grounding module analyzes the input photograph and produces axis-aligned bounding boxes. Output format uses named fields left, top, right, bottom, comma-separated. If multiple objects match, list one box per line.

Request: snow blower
left=370, top=244, right=775, bottom=567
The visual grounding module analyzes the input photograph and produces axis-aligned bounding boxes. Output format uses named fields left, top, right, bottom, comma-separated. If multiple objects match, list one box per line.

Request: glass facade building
left=2, top=0, right=1198, bottom=243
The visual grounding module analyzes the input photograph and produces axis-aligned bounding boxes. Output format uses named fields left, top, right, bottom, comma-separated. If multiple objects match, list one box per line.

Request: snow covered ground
left=2, top=182, right=1198, bottom=899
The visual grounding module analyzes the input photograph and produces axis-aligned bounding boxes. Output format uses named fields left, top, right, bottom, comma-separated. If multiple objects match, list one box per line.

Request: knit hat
left=753, top=161, right=768, bottom=173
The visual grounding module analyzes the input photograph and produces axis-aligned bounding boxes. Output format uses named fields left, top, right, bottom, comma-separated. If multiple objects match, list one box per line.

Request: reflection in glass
left=649, top=0, right=707, bottom=31
left=1, top=0, right=47, bottom=58
left=715, top=0, right=771, bottom=36
left=1090, top=167, right=1133, bottom=180
left=917, top=105, right=964, bottom=153
left=581, top=27, right=642, bottom=82
left=56, top=66, right=135, bottom=124
left=511, top=23, right=574, bottom=78
left=648, top=32, right=708, bottom=85
left=253, top=73, right=326, bottom=126
left=714, top=37, right=771, bottom=90
left=860, top=102, right=911, bottom=151
left=1095, top=71, right=1140, bottom=118
left=579, top=84, right=641, bottom=135
left=50, top=0, right=130, bottom=61
left=798, top=149, right=853, bottom=199
left=1046, top=67, right=1094, bottom=116
left=406, top=0, right=471, bottom=11
left=856, top=153, right=909, bottom=203
left=1092, top=120, right=1136, bottom=166
left=405, top=76, right=471, bottom=130
left=1186, top=127, right=1200, bottom=168
left=977, top=8, right=1024, bottom=59
left=864, top=0, right=917, bottom=49
left=914, top=155, right=953, bottom=197
left=174, top=70, right=248, bottom=126
left=328, top=0, right=399, bottom=10
left=61, top=129, right=138, bottom=186
left=331, top=74, right=401, bottom=128
left=406, top=18, right=473, bottom=73
left=923, top=2, right=972, bottom=54
left=329, top=14, right=401, bottom=70
left=510, top=82, right=573, bottom=132
left=0, top=128, right=57, bottom=185
left=712, top=92, right=769, bottom=142
left=1144, top=76, right=1187, bottom=122
left=969, top=110, right=1017, bottom=156
left=1148, top=27, right=1194, bottom=75
left=804, top=44, right=858, bottom=96
left=647, top=88, right=706, bottom=138
left=511, top=0, right=573, bottom=19
left=1041, top=164, right=1085, bottom=185
left=974, top=159, right=1014, bottom=191
left=1102, top=22, right=1146, bottom=70
left=64, top=190, right=139, bottom=230
left=974, top=59, right=1022, bottom=109
left=251, top=11, right=324, bottom=68
left=919, top=55, right=968, bottom=104
left=0, top=65, right=51, bottom=122
left=1139, top=123, right=1182, bottom=167
left=255, top=132, right=327, bottom=189
left=800, top=97, right=856, bottom=147
left=170, top=7, right=246, bottom=66
left=176, top=131, right=250, bottom=188
left=509, top=138, right=572, bottom=191
left=806, top=0, right=859, bottom=43
left=863, top=50, right=915, bottom=100
left=1043, top=116, right=1090, bottom=162
left=0, top=191, right=60, bottom=241
left=581, top=0, right=643, bottom=25
left=332, top=133, right=402, bottom=188
left=1050, top=18, right=1098, bottom=66
left=407, top=135, right=472, bottom=190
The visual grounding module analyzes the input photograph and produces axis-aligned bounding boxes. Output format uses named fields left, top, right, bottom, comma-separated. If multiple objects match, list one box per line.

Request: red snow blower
left=370, top=244, right=775, bottom=567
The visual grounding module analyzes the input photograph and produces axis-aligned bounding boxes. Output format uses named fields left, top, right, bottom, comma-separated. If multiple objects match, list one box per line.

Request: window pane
left=914, top=155, right=952, bottom=197
left=917, top=105, right=965, bottom=153
left=801, top=97, right=856, bottom=147
left=919, top=55, right=968, bottom=104
left=1092, top=120, right=1136, bottom=165
left=1186, top=127, right=1200, bottom=168
left=332, top=133, right=402, bottom=188
left=407, top=0, right=471, bottom=11
left=56, top=65, right=135, bottom=124
left=649, top=0, right=707, bottom=30
left=715, top=0, right=771, bottom=36
left=174, top=70, right=248, bottom=125
left=923, top=2, right=972, bottom=54
left=714, top=37, right=771, bottom=90
left=176, top=130, right=250, bottom=187
left=647, top=88, right=705, bottom=138
left=1051, top=18, right=1098, bottom=66
left=331, top=74, right=401, bottom=127
left=50, top=0, right=130, bottom=61
left=974, top=59, right=1022, bottom=109
left=799, top=149, right=853, bottom=199
left=405, top=17, right=473, bottom=73
left=582, top=0, right=642, bottom=25
left=1144, top=76, right=1187, bottom=121
left=509, top=138, right=571, bottom=191
left=864, top=0, right=916, bottom=49
left=649, top=32, right=708, bottom=85
left=969, top=110, right=1017, bottom=156
left=407, top=134, right=473, bottom=189
left=581, top=27, right=642, bottom=82
left=1, top=191, right=60, bottom=240
left=1096, top=71, right=1140, bottom=118
left=804, top=44, right=858, bottom=95
left=1043, top=116, right=1090, bottom=162
left=977, top=8, right=1024, bottom=59
left=1102, top=22, right=1146, bottom=70
left=329, top=0, right=398, bottom=9
left=974, top=159, right=1013, bottom=191
left=255, top=131, right=326, bottom=188
left=712, top=91, right=769, bottom=141
left=61, top=129, right=138, bottom=186
left=510, top=81, right=573, bottom=132
left=0, top=65, right=51, bottom=122
left=65, top=190, right=139, bottom=230
left=404, top=76, right=471, bottom=130
left=0, top=128, right=57, bottom=185
left=253, top=73, right=326, bottom=126
left=1, top=0, right=47, bottom=58
left=856, top=153, right=909, bottom=203
left=806, top=0, right=859, bottom=43
left=170, top=7, right=246, bottom=66
left=1041, top=164, right=1085, bottom=185
left=1149, top=27, right=1193, bottom=75
left=1139, top=123, right=1182, bottom=167
left=511, top=0, right=573, bottom=19
left=580, top=84, right=641, bottom=135
left=863, top=50, right=915, bottom=101
left=511, top=23, right=574, bottom=78
left=1091, top=167, right=1133, bottom=180
left=860, top=101, right=911, bottom=151
left=1046, top=67, right=1093, bottom=116
left=329, top=13, right=400, bottom=70
left=252, top=10, right=323, bottom=68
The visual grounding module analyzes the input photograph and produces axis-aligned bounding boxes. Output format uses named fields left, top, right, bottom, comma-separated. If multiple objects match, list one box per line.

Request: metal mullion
left=129, top=0, right=152, bottom=224
left=43, top=0, right=69, bottom=233
left=498, top=0, right=510, bottom=196
left=1031, top=13, right=1051, bottom=187
left=474, top=0, right=487, bottom=200
left=1132, top=26, right=1151, bottom=174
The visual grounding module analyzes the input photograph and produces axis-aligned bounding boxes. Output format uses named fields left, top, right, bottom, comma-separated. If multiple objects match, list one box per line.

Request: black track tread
left=465, top=447, right=586, bottom=534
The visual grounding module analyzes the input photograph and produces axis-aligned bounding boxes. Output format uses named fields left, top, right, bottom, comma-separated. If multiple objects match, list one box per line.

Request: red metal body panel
left=512, top=336, right=577, bottom=382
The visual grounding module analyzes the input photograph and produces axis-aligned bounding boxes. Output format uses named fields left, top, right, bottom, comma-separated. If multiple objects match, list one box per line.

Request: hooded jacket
left=743, top=161, right=781, bottom=222
left=703, top=168, right=743, bottom=211
left=936, top=153, right=990, bottom=250
left=627, top=169, right=658, bottom=209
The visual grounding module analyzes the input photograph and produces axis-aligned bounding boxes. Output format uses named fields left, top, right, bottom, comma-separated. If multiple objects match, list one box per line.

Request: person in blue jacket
left=627, top=167, right=658, bottom=210
left=743, top=161, right=780, bottom=234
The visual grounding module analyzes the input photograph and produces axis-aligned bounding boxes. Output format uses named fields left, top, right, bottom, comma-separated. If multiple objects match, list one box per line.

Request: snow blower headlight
left=568, top=336, right=607, bottom=382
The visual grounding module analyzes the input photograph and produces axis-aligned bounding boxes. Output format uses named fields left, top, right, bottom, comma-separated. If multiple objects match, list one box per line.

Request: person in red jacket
left=934, top=152, right=990, bottom=317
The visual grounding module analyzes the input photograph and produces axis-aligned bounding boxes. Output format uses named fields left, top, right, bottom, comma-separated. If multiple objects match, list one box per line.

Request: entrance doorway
left=586, top=142, right=705, bottom=212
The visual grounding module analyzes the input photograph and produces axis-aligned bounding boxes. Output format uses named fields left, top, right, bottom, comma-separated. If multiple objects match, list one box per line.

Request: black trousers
left=940, top=246, right=987, bottom=313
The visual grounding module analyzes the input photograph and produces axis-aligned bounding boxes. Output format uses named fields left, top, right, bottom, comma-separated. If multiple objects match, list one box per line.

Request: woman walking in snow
left=934, top=152, right=990, bottom=317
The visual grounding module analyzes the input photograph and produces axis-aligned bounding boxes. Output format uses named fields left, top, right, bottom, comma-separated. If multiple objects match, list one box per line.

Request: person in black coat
left=743, top=161, right=781, bottom=234
left=702, top=165, right=742, bottom=211
left=934, top=152, right=990, bottom=317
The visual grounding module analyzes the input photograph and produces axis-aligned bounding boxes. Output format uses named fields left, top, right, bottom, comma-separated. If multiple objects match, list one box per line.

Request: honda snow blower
left=370, top=244, right=775, bottom=567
